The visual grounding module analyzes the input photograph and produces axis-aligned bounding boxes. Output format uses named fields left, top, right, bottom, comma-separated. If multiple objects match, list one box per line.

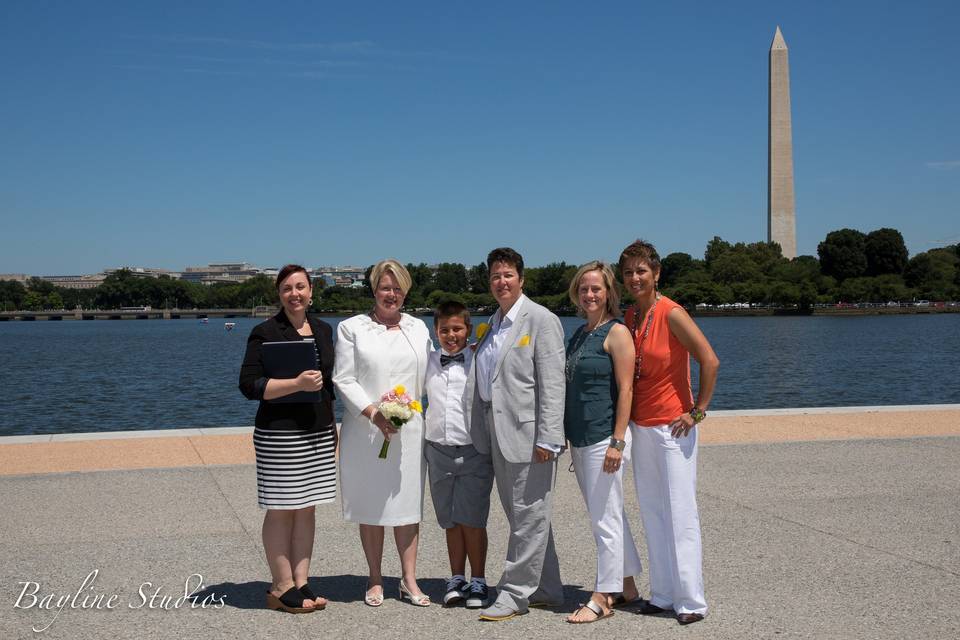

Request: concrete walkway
left=1, top=407, right=959, bottom=639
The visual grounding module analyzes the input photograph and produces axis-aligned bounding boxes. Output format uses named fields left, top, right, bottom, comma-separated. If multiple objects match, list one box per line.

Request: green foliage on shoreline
left=310, top=261, right=579, bottom=315
left=2, top=229, right=957, bottom=313
left=0, top=272, right=278, bottom=312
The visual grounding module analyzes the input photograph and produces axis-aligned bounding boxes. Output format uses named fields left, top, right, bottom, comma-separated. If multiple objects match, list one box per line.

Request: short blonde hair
left=369, top=259, right=413, bottom=295
left=568, top=261, right=621, bottom=318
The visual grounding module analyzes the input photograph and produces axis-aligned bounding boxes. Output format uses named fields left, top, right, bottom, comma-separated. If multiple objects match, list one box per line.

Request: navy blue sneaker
left=465, top=579, right=490, bottom=609
left=443, top=576, right=468, bottom=606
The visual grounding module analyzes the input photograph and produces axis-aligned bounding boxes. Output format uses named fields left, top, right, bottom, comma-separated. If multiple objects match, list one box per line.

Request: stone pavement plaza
left=1, top=406, right=958, bottom=639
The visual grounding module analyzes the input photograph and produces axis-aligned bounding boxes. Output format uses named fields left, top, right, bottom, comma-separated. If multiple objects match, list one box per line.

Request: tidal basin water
left=1, top=314, right=958, bottom=436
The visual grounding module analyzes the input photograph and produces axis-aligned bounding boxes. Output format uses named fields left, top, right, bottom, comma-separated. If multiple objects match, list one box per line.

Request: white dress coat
left=333, top=313, right=432, bottom=525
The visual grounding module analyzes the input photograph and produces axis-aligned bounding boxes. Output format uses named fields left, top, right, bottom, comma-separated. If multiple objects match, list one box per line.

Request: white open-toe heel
left=399, top=580, right=431, bottom=607
left=364, top=582, right=383, bottom=607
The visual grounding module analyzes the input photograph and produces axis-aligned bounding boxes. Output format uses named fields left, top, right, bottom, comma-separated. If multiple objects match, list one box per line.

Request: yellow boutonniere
left=476, top=322, right=490, bottom=341
left=394, top=385, right=406, bottom=396
left=410, top=400, right=422, bottom=413
left=518, top=334, right=531, bottom=347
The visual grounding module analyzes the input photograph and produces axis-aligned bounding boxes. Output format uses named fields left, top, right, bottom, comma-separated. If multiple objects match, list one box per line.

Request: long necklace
left=565, top=317, right=611, bottom=383
left=629, top=295, right=659, bottom=381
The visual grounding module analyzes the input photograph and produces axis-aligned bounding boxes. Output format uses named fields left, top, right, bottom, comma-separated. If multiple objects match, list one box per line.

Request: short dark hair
left=618, top=240, right=661, bottom=275
left=433, top=300, right=471, bottom=327
left=486, top=247, right=524, bottom=279
left=275, top=264, right=310, bottom=289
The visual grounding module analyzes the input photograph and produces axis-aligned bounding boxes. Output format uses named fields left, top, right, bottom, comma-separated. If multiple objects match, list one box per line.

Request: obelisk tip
left=771, top=25, right=787, bottom=51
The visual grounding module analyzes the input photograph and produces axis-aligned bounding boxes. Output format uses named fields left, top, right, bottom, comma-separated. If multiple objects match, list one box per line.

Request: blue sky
left=1, top=0, right=958, bottom=275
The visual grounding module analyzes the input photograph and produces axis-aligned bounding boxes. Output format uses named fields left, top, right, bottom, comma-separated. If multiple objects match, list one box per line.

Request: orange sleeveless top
left=626, top=295, right=693, bottom=426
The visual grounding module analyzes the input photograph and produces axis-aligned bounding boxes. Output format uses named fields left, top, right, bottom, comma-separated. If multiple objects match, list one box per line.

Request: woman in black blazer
left=239, top=264, right=336, bottom=614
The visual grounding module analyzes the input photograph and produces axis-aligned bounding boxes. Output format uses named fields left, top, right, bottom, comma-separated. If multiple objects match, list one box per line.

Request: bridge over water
left=0, top=307, right=278, bottom=321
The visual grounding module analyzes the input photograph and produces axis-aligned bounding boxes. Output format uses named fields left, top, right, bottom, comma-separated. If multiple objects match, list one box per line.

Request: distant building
left=181, top=262, right=261, bottom=285
left=38, top=274, right=106, bottom=290
left=304, top=269, right=333, bottom=287
left=314, top=266, right=367, bottom=288
left=0, top=273, right=30, bottom=283
left=103, top=267, right=180, bottom=280
left=210, top=262, right=258, bottom=272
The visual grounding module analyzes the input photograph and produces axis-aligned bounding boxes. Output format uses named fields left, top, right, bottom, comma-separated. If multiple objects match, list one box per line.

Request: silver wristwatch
left=608, top=437, right=626, bottom=452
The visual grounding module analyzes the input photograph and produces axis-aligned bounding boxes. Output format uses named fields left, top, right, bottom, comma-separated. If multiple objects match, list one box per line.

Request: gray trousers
left=482, top=402, right=563, bottom=611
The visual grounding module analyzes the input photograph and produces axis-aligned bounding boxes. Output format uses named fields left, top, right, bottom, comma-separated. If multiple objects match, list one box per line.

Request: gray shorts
left=425, top=441, right=494, bottom=529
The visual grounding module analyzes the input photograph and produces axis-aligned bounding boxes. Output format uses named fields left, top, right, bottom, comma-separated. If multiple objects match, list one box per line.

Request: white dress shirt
left=475, top=295, right=560, bottom=454
left=476, top=294, right=526, bottom=403
left=424, top=347, right=473, bottom=446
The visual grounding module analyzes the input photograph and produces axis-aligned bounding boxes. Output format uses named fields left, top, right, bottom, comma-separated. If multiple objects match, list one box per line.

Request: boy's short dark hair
left=486, top=247, right=524, bottom=279
left=433, top=300, right=472, bottom=327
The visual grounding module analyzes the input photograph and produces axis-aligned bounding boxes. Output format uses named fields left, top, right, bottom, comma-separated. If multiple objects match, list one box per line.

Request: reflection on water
left=1, top=314, right=957, bottom=436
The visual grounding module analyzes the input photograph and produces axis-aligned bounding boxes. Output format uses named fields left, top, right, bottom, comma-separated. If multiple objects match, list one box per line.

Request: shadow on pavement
left=201, top=575, right=454, bottom=609
left=194, top=581, right=269, bottom=610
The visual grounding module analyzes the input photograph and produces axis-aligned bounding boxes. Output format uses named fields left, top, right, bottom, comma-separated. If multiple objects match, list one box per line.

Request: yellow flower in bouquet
left=377, top=385, right=419, bottom=459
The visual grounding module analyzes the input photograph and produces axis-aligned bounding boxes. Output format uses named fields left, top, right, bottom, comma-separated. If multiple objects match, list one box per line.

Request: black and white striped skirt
left=253, top=427, right=337, bottom=509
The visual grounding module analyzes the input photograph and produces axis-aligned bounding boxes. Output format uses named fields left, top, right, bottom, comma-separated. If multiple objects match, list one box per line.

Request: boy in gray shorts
left=425, top=300, right=494, bottom=608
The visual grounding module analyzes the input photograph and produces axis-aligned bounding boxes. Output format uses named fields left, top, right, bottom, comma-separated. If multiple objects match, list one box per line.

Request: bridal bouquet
left=377, top=385, right=422, bottom=459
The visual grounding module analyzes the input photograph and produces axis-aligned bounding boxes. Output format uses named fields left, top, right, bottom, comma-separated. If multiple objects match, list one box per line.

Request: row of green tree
left=316, top=228, right=959, bottom=311
left=658, top=228, right=959, bottom=307
left=2, top=227, right=958, bottom=313
left=0, top=271, right=278, bottom=312
left=314, top=261, right=580, bottom=313
left=0, top=263, right=579, bottom=312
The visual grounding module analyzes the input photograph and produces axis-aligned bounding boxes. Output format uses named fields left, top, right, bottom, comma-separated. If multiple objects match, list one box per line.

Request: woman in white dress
left=333, top=259, right=433, bottom=607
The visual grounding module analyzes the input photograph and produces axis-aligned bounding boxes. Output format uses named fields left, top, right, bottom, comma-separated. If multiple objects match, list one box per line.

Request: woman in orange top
left=619, top=239, right=719, bottom=626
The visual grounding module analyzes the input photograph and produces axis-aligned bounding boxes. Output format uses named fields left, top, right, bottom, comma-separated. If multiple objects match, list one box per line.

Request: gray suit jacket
left=465, top=296, right=566, bottom=463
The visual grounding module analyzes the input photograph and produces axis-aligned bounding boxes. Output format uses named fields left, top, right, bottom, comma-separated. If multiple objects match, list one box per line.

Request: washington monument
left=768, top=26, right=797, bottom=259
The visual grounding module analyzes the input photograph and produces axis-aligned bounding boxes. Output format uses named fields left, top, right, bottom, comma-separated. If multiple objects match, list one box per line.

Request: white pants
left=630, top=422, right=707, bottom=615
left=571, top=435, right=643, bottom=593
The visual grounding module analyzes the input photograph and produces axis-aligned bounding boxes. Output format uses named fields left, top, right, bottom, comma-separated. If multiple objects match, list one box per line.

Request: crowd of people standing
left=239, top=240, right=719, bottom=626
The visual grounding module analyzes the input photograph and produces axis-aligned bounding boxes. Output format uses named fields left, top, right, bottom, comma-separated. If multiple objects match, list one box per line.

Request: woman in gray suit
left=466, top=247, right=567, bottom=622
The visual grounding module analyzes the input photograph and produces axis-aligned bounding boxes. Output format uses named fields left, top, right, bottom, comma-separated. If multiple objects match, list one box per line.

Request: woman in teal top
left=563, top=261, right=644, bottom=624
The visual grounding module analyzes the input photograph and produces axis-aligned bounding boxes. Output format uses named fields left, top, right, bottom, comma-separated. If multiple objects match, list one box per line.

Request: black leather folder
left=262, top=340, right=320, bottom=403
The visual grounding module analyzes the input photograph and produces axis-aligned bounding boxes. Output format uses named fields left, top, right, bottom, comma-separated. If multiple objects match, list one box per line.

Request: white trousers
left=630, top=422, right=707, bottom=615
left=571, top=435, right=643, bottom=593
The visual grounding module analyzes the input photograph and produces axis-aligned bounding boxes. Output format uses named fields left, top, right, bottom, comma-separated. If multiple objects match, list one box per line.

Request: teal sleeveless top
left=563, top=319, right=619, bottom=447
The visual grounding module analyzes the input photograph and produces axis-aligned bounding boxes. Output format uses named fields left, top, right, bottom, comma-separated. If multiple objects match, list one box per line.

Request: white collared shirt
left=476, top=294, right=526, bottom=402
left=424, top=347, right=473, bottom=445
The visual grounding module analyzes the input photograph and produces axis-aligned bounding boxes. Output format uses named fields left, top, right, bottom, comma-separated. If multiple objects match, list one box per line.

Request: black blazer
left=238, top=311, right=336, bottom=431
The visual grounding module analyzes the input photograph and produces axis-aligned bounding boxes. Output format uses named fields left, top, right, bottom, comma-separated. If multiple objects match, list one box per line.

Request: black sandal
left=609, top=592, right=642, bottom=609
left=677, top=613, right=704, bottom=625
left=638, top=599, right=671, bottom=615
left=266, top=587, right=315, bottom=614
left=299, top=584, right=327, bottom=610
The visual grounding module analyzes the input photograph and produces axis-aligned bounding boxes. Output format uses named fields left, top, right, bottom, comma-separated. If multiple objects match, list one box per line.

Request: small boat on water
left=224, top=322, right=236, bottom=331
left=199, top=318, right=209, bottom=324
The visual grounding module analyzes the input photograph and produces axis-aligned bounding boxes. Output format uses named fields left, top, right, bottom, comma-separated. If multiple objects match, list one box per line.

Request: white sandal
left=567, top=599, right=614, bottom=624
left=399, top=580, right=431, bottom=606
left=364, top=583, right=383, bottom=607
